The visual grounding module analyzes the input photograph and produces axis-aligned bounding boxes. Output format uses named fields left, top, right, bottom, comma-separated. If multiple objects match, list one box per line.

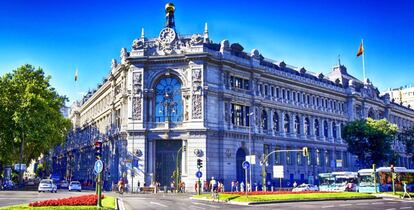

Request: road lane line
left=321, top=205, right=335, bottom=208
left=372, top=202, right=384, bottom=204
left=190, top=205, right=205, bottom=210
left=339, top=204, right=352, bottom=207
left=400, top=207, right=412, bottom=209
left=192, top=202, right=220, bottom=209
left=385, top=208, right=396, bottom=210
left=388, top=202, right=399, bottom=204
left=356, top=203, right=368, bottom=205
left=150, top=201, right=168, bottom=208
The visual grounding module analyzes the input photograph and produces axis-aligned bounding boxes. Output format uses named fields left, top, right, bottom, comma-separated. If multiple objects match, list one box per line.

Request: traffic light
left=302, top=147, right=309, bottom=157
left=197, top=159, right=203, bottom=169
left=95, top=141, right=102, bottom=159
left=183, top=145, right=187, bottom=152
left=390, top=164, right=395, bottom=173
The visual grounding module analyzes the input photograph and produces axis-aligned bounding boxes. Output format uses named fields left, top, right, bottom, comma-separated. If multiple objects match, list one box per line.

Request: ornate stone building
left=386, top=86, right=414, bottom=109
left=55, top=3, right=414, bottom=191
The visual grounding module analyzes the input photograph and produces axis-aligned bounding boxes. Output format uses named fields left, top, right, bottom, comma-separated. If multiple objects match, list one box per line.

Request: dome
left=165, top=3, right=175, bottom=12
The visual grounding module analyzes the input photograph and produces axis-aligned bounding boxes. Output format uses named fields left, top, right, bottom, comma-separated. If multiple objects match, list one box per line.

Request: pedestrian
left=195, top=181, right=198, bottom=192
left=240, top=181, right=245, bottom=192
left=137, top=180, right=141, bottom=192
left=293, top=181, right=297, bottom=188
left=231, top=180, right=235, bottom=192
left=235, top=181, right=239, bottom=192
left=210, top=177, right=217, bottom=193
left=170, top=180, right=175, bottom=193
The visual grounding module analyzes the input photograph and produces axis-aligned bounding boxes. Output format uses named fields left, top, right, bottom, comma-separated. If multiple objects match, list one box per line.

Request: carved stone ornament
left=132, top=97, right=142, bottom=120
left=111, top=59, right=118, bottom=69
left=192, top=94, right=202, bottom=119
left=132, top=72, right=143, bottom=120
left=132, top=39, right=144, bottom=50
left=120, top=48, right=128, bottom=63
left=190, top=34, right=203, bottom=46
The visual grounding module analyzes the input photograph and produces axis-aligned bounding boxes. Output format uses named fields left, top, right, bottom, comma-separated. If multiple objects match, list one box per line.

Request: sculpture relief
left=132, top=72, right=143, bottom=120
left=192, top=69, right=202, bottom=119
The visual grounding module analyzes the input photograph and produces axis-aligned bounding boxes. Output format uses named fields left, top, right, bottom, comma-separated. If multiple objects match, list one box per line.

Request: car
left=68, top=181, right=82, bottom=192
left=2, top=180, right=15, bottom=190
left=60, top=180, right=69, bottom=188
left=292, top=184, right=319, bottom=192
left=38, top=179, right=57, bottom=193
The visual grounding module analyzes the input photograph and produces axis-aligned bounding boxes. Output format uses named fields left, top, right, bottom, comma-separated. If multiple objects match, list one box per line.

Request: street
left=0, top=190, right=92, bottom=207
left=119, top=193, right=414, bottom=210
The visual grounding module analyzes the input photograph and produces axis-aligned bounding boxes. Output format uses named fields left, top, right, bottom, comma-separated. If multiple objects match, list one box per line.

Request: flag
left=356, top=41, right=364, bottom=57
left=74, top=69, right=78, bottom=82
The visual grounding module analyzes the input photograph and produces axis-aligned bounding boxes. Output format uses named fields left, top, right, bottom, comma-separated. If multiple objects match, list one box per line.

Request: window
left=155, top=76, right=183, bottom=122
left=294, top=115, right=300, bottom=134
left=271, top=86, right=274, bottom=97
left=276, top=87, right=280, bottom=98
left=259, top=84, right=263, bottom=95
left=307, top=95, right=310, bottom=104
left=261, top=110, right=268, bottom=130
left=293, top=92, right=296, bottom=101
left=264, top=85, right=268, bottom=96
left=297, top=149, right=302, bottom=165
left=274, top=145, right=281, bottom=164
left=230, top=76, right=249, bottom=90
left=264, top=144, right=269, bottom=157
left=304, top=117, right=310, bottom=135
left=325, top=150, right=330, bottom=167
left=286, top=147, right=292, bottom=165
left=316, top=149, right=321, bottom=166
left=282, top=89, right=286, bottom=99
left=284, top=114, right=290, bottom=133
left=307, top=148, right=313, bottom=166
left=273, top=112, right=279, bottom=132
left=323, top=120, right=328, bottom=138
left=231, top=104, right=249, bottom=126
left=287, top=90, right=290, bottom=100
left=314, top=119, right=320, bottom=137
left=243, top=79, right=249, bottom=90
left=234, top=77, right=243, bottom=89
left=332, top=122, right=337, bottom=139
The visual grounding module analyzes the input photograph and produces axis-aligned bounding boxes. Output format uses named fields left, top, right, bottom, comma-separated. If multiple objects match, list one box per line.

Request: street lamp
left=248, top=112, right=255, bottom=192
left=128, top=117, right=135, bottom=193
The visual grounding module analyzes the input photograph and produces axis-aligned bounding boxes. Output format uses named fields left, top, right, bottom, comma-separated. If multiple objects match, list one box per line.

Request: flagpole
left=361, top=39, right=366, bottom=83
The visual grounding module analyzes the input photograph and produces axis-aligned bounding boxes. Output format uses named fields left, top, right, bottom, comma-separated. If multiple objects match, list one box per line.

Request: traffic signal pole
left=97, top=171, right=102, bottom=207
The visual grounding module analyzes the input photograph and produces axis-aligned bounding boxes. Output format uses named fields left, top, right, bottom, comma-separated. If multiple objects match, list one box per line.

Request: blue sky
left=1, top=0, right=413, bottom=103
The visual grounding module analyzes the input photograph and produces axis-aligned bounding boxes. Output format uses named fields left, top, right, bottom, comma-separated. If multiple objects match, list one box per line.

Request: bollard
left=164, top=186, right=167, bottom=193
left=271, top=186, right=274, bottom=192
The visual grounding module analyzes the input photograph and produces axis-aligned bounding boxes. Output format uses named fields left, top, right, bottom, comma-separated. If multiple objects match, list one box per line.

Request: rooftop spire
left=204, top=22, right=209, bottom=42
left=338, top=54, right=341, bottom=66
left=141, top=27, right=145, bottom=39
left=165, top=3, right=175, bottom=29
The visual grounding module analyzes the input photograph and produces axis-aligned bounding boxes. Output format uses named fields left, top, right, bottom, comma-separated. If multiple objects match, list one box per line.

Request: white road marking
left=192, top=202, right=220, bottom=209
left=400, top=207, right=412, bottom=209
left=321, top=205, right=335, bottom=208
left=150, top=201, right=168, bottom=208
left=385, top=208, right=396, bottom=210
left=339, top=204, right=353, bottom=207
left=190, top=205, right=205, bottom=210
left=356, top=203, right=368, bottom=205
left=372, top=202, right=384, bottom=204
left=388, top=202, right=399, bottom=204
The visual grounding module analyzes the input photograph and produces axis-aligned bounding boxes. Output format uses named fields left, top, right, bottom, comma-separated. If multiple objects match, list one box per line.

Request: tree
left=342, top=118, right=398, bottom=168
left=0, top=64, right=72, bottom=168
left=398, top=126, right=414, bottom=157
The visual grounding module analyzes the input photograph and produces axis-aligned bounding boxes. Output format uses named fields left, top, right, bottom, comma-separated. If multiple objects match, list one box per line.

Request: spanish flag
left=74, top=68, right=78, bottom=82
left=356, top=40, right=364, bottom=57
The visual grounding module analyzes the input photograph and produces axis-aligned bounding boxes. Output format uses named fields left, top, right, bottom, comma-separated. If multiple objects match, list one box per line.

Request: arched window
left=368, top=109, right=375, bottom=119
left=284, top=114, right=290, bottom=133
left=304, top=117, right=310, bottom=135
left=332, top=122, right=337, bottom=139
left=314, top=119, right=319, bottom=137
left=155, top=76, right=183, bottom=122
left=323, top=120, right=328, bottom=138
left=273, top=112, right=279, bottom=132
left=294, top=115, right=300, bottom=134
left=261, top=110, right=268, bottom=130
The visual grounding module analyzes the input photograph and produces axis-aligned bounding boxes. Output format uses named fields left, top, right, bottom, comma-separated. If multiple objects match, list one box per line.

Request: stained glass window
left=155, top=77, right=183, bottom=122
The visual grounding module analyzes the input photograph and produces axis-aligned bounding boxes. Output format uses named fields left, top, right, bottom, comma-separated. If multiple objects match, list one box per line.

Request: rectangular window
left=325, top=150, right=330, bottom=167
left=244, top=79, right=250, bottom=90
left=271, top=86, right=274, bottom=97
left=274, top=145, right=281, bottom=165
left=234, top=77, right=243, bottom=89
left=259, top=84, right=263, bottom=95
left=282, top=89, right=286, bottom=99
left=264, top=85, right=268, bottom=96
left=286, top=147, right=292, bottom=165
left=297, top=150, right=302, bottom=165
left=230, top=76, right=234, bottom=88
left=293, top=92, right=296, bottom=101
left=264, top=144, right=269, bottom=157
left=316, top=149, right=321, bottom=166
left=276, top=87, right=280, bottom=98
left=234, top=104, right=244, bottom=126
left=245, top=106, right=250, bottom=126
left=287, top=90, right=290, bottom=100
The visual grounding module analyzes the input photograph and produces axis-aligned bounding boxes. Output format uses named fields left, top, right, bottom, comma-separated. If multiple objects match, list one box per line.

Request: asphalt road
left=0, top=190, right=93, bottom=207
left=120, top=193, right=414, bottom=210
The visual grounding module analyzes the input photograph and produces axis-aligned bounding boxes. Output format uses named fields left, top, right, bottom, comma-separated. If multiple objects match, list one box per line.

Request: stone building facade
left=386, top=86, right=414, bottom=109
left=55, top=3, right=414, bottom=191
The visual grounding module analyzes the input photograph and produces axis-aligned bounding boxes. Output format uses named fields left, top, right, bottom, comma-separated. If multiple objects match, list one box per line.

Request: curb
left=191, top=196, right=379, bottom=206
left=117, top=197, right=126, bottom=210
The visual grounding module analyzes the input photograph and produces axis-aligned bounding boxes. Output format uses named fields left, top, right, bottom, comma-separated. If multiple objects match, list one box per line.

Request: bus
left=318, top=171, right=358, bottom=191
left=358, top=167, right=414, bottom=193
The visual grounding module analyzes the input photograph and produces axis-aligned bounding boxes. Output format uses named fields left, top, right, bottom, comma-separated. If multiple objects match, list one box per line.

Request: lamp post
left=248, top=112, right=255, bottom=192
left=128, top=117, right=135, bottom=193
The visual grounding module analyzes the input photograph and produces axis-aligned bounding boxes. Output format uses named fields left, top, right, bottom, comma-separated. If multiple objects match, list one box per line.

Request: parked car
left=68, top=181, right=82, bottom=192
left=60, top=180, right=69, bottom=188
left=38, top=179, right=57, bottom=193
left=2, top=180, right=15, bottom=190
left=292, top=184, right=319, bottom=192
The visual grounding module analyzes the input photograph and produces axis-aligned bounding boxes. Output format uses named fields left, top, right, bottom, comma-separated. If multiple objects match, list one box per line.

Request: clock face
left=159, top=27, right=176, bottom=44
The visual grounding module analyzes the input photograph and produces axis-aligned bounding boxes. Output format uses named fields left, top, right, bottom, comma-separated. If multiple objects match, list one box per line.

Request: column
left=268, top=109, right=274, bottom=136
left=300, top=115, right=306, bottom=139
left=280, top=111, right=285, bottom=137
left=328, top=120, right=333, bottom=142
left=318, top=118, right=324, bottom=141
left=289, top=113, right=294, bottom=137
left=309, top=117, right=315, bottom=140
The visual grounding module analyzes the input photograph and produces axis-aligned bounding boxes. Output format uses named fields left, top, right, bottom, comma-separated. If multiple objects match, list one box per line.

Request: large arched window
left=261, top=110, right=268, bottom=130
left=314, top=119, right=319, bottom=137
left=304, top=117, right=310, bottom=135
left=155, top=76, right=183, bottom=122
left=323, top=120, right=328, bottom=138
left=273, top=112, right=279, bottom=132
left=284, top=114, right=290, bottom=133
left=294, top=115, right=300, bottom=134
left=332, top=122, right=337, bottom=139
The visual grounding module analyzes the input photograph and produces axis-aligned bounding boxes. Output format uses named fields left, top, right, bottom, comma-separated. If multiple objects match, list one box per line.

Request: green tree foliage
left=0, top=64, right=72, bottom=166
left=342, top=118, right=398, bottom=168
left=398, top=126, right=414, bottom=155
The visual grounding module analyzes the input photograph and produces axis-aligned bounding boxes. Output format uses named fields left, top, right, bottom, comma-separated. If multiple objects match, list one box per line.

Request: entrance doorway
left=236, top=148, right=246, bottom=183
left=155, top=140, right=182, bottom=187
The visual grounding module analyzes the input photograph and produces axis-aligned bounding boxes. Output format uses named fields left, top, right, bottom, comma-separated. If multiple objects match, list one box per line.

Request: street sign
left=336, top=159, right=343, bottom=168
left=272, top=165, right=284, bottom=178
left=195, top=171, right=203, bottom=178
left=246, top=155, right=256, bottom=165
left=242, top=161, right=250, bottom=169
left=94, top=160, right=103, bottom=173
left=14, top=164, right=26, bottom=172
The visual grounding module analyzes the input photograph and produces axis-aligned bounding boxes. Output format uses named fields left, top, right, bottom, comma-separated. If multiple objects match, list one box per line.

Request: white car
left=38, top=179, right=57, bottom=193
left=60, top=180, right=69, bottom=188
left=292, top=184, right=319, bottom=192
left=68, top=181, right=82, bottom=192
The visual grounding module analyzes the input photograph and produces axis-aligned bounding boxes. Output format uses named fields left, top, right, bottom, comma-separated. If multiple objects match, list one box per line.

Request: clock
left=159, top=27, right=176, bottom=44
